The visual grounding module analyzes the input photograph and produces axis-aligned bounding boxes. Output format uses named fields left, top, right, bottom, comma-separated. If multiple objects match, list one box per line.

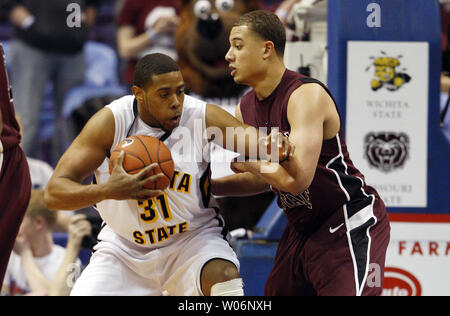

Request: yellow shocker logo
left=366, top=52, right=411, bottom=92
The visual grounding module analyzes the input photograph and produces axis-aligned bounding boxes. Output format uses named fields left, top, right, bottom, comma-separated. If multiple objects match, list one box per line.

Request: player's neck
left=253, top=63, right=286, bottom=101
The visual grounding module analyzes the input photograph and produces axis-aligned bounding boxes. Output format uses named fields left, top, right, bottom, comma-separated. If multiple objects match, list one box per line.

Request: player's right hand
left=105, top=151, right=164, bottom=201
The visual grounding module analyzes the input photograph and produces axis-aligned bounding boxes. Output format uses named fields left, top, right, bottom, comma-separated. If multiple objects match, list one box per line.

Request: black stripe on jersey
left=347, top=195, right=374, bottom=219
left=349, top=217, right=376, bottom=290
left=327, top=153, right=375, bottom=218
left=159, top=131, right=172, bottom=142
left=214, top=210, right=229, bottom=242
left=199, top=164, right=212, bottom=208
left=327, top=156, right=363, bottom=201
left=126, top=98, right=139, bottom=138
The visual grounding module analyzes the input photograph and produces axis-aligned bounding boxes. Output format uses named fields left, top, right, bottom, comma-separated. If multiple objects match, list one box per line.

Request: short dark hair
left=133, top=53, right=180, bottom=88
left=233, top=10, right=286, bottom=56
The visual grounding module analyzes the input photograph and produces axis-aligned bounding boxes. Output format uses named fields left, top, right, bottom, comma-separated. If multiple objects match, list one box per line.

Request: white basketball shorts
left=70, top=225, right=240, bottom=296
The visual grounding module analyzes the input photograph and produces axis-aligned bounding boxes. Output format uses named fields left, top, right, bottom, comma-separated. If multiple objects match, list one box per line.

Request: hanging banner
left=345, top=41, right=429, bottom=207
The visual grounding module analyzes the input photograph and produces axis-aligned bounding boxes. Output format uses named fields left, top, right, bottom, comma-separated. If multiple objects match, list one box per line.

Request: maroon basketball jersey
left=240, top=69, right=381, bottom=234
left=0, top=41, right=21, bottom=151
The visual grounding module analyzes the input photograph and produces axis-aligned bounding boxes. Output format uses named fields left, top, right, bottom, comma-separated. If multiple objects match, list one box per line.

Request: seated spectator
left=117, top=0, right=179, bottom=86
left=1, top=190, right=91, bottom=296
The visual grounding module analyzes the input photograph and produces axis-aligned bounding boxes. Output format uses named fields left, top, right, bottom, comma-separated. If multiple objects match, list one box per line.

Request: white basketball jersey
left=94, top=95, right=223, bottom=249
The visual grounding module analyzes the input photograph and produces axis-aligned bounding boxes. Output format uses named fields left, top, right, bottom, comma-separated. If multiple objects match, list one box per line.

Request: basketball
left=109, top=135, right=174, bottom=190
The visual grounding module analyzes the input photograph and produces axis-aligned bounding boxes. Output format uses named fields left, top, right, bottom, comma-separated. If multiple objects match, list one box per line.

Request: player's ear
left=132, top=85, right=145, bottom=103
left=263, top=41, right=275, bottom=60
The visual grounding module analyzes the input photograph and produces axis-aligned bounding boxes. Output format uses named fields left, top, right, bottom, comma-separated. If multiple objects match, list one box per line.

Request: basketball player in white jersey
left=44, top=53, right=291, bottom=296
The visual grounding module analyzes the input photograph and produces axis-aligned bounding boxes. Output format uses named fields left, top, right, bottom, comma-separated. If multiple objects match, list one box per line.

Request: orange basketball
left=109, top=135, right=174, bottom=190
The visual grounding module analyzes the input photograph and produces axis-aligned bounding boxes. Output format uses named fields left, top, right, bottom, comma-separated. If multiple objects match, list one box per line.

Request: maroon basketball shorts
left=265, top=196, right=390, bottom=296
left=0, top=145, right=31, bottom=284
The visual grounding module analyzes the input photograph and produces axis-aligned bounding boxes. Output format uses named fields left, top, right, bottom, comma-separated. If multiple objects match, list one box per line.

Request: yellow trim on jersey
left=169, top=171, right=180, bottom=190
left=176, top=173, right=192, bottom=194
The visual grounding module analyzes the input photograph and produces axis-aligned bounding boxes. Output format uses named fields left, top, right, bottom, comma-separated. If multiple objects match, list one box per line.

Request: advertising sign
left=345, top=41, right=429, bottom=207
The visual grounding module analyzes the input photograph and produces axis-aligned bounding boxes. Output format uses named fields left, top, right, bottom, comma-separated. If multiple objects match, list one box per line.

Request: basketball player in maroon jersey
left=0, top=41, right=31, bottom=285
left=216, top=10, right=391, bottom=295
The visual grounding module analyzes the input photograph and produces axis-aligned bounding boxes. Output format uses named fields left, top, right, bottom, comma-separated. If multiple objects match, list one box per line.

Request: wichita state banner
left=345, top=41, right=429, bottom=208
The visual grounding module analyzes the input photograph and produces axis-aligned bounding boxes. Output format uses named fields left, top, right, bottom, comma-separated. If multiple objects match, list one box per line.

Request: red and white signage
left=382, top=214, right=450, bottom=296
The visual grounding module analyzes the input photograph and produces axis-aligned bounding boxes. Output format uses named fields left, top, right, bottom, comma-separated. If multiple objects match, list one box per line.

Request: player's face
left=135, top=71, right=185, bottom=132
left=225, top=25, right=266, bottom=85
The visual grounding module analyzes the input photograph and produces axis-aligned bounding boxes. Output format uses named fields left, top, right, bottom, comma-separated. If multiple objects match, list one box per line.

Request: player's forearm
left=245, top=161, right=306, bottom=195
left=44, top=177, right=109, bottom=210
left=229, top=126, right=265, bottom=160
left=211, top=172, right=270, bottom=196
left=206, top=104, right=271, bottom=160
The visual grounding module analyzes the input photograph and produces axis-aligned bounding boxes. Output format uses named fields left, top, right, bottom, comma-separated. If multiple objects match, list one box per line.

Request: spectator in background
left=48, top=214, right=93, bottom=296
left=273, top=0, right=302, bottom=25
left=117, top=0, right=179, bottom=86
left=7, top=0, right=99, bottom=164
left=1, top=190, right=91, bottom=296
left=268, top=0, right=302, bottom=42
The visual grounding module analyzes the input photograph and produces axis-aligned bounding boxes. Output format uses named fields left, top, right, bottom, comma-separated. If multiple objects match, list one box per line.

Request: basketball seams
left=157, top=140, right=173, bottom=188
left=111, top=149, right=146, bottom=171
left=158, top=160, right=173, bottom=179
left=135, top=135, right=156, bottom=189
left=135, top=135, right=153, bottom=165
left=158, top=158, right=173, bottom=164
